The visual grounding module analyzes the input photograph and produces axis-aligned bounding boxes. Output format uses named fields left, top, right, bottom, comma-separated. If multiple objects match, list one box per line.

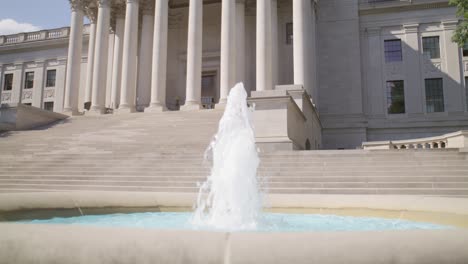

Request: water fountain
left=192, top=83, right=262, bottom=230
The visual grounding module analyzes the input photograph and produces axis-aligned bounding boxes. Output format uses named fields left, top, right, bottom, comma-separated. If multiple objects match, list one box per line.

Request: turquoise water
left=23, top=212, right=450, bottom=232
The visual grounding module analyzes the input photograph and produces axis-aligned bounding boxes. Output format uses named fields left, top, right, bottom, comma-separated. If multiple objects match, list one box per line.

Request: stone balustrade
left=0, top=25, right=89, bottom=46
left=362, top=131, right=468, bottom=151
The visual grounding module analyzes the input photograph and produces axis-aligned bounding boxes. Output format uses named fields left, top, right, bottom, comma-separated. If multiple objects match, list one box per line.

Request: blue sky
left=0, top=0, right=72, bottom=35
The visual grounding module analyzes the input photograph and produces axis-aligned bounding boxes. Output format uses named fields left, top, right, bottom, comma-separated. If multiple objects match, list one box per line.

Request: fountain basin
left=19, top=212, right=450, bottom=232
left=1, top=192, right=468, bottom=263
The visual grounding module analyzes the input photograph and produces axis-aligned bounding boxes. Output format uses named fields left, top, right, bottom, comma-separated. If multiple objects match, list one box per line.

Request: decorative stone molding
left=366, top=27, right=381, bottom=37
left=386, top=63, right=402, bottom=77
left=22, top=90, right=33, bottom=100
left=5, top=65, right=16, bottom=71
left=1, top=92, right=12, bottom=102
left=403, top=23, right=419, bottom=34
left=442, top=20, right=459, bottom=31
left=44, top=89, right=55, bottom=99
left=424, top=61, right=442, bottom=74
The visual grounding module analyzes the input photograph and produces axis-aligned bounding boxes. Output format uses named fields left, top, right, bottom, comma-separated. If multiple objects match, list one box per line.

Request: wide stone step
left=1, top=180, right=467, bottom=189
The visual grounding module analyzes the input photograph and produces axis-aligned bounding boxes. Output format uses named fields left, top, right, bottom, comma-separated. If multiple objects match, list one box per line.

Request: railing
left=362, top=131, right=468, bottom=151
left=0, top=25, right=89, bottom=46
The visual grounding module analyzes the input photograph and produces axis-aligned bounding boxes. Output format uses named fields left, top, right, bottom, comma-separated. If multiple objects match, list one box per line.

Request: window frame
left=386, top=80, right=406, bottom=114
left=46, top=69, right=57, bottom=88
left=384, top=39, right=403, bottom=63
left=3, top=73, right=13, bottom=91
left=43, top=101, right=54, bottom=111
left=422, top=36, right=441, bottom=60
left=425, top=78, right=445, bottom=113
left=463, top=42, right=468, bottom=57
left=24, top=71, right=34, bottom=89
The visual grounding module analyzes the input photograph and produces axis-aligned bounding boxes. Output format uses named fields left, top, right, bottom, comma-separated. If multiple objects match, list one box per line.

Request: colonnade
left=63, top=0, right=315, bottom=115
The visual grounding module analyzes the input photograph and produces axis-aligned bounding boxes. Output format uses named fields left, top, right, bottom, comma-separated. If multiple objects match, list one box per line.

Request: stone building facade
left=0, top=0, right=467, bottom=149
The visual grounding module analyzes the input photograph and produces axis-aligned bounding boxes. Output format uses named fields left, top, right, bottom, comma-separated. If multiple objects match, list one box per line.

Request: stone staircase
left=0, top=110, right=467, bottom=196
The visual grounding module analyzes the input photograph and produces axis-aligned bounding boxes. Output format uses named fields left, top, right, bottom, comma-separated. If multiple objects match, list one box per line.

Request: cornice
left=403, top=23, right=419, bottom=34
left=359, top=2, right=451, bottom=16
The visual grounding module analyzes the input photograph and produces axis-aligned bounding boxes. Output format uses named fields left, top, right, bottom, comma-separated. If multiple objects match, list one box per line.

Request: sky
left=0, top=0, right=72, bottom=35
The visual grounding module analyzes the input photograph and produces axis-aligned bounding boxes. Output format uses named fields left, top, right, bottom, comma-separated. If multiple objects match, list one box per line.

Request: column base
left=180, top=101, right=201, bottom=111
left=62, top=108, right=83, bottom=116
left=145, top=103, right=167, bottom=112
left=115, top=104, right=136, bottom=114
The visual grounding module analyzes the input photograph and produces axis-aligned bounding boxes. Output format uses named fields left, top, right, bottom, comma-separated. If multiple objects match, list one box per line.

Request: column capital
left=69, top=0, right=85, bottom=11
left=97, top=0, right=112, bottom=8
left=85, top=6, right=98, bottom=23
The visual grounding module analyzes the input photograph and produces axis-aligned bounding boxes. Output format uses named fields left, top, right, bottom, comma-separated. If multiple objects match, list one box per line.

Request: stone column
left=219, top=0, right=236, bottom=103
left=236, top=0, right=245, bottom=84
left=147, top=0, right=169, bottom=112
left=293, top=0, right=313, bottom=93
left=271, top=0, right=278, bottom=87
left=111, top=15, right=125, bottom=109
left=137, top=7, right=155, bottom=111
left=84, top=9, right=97, bottom=107
left=63, top=0, right=84, bottom=115
left=119, top=0, right=140, bottom=113
left=182, top=0, right=203, bottom=110
left=256, top=0, right=272, bottom=92
left=90, top=0, right=111, bottom=114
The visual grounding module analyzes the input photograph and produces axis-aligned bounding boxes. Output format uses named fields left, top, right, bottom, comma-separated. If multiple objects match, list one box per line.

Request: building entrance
left=201, top=72, right=217, bottom=109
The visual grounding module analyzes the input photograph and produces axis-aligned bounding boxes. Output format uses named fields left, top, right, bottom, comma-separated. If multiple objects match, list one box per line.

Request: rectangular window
left=24, top=72, right=34, bottom=89
left=44, top=102, right=54, bottom=111
left=425, top=78, right=444, bottom=113
left=463, top=42, right=468, bottom=57
left=46, top=69, right=56, bottom=87
left=384, top=39, right=403, bottom=62
left=422, top=36, right=440, bottom=59
left=386, top=80, right=405, bottom=114
left=3, top=73, right=13, bottom=91
left=286, top=22, right=293, bottom=45
left=23, top=103, right=32, bottom=106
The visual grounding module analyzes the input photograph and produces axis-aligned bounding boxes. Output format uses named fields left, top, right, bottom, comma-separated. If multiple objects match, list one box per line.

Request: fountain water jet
left=192, top=83, right=262, bottom=230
